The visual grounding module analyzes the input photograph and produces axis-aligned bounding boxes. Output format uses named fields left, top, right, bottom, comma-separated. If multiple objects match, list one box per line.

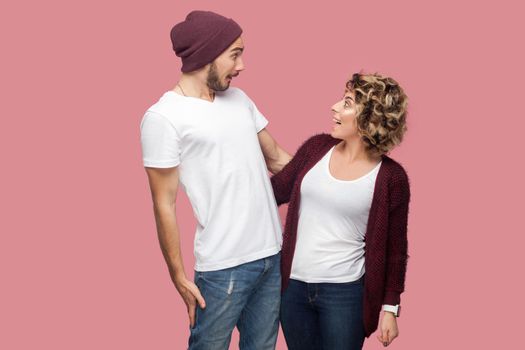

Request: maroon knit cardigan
left=271, top=134, right=410, bottom=338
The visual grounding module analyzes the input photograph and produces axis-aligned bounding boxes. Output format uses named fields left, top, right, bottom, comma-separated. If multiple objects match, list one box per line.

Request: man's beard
left=206, top=63, right=230, bottom=92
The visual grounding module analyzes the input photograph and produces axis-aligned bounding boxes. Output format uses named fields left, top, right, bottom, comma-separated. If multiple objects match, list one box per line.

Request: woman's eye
left=344, top=101, right=350, bottom=108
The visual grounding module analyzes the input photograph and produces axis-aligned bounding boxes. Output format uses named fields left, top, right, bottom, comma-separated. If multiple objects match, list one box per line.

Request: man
left=140, top=10, right=291, bottom=350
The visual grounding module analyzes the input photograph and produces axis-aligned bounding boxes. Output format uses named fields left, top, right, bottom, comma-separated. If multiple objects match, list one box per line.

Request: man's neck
left=174, top=73, right=215, bottom=102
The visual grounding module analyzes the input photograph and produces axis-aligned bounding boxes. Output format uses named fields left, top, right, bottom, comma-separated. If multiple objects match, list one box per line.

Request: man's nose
left=236, top=57, right=245, bottom=71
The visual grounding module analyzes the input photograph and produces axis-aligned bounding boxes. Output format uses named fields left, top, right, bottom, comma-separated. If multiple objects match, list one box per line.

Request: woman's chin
left=330, top=130, right=342, bottom=139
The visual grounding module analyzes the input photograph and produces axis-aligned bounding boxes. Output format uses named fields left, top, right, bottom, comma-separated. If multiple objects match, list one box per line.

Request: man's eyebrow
left=230, top=47, right=244, bottom=53
left=345, top=95, right=354, bottom=101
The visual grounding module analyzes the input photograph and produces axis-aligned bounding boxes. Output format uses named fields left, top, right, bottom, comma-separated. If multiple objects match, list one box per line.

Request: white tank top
left=290, top=146, right=381, bottom=283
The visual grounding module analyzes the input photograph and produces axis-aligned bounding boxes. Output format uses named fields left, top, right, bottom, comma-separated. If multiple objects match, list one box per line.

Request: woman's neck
left=337, top=138, right=380, bottom=164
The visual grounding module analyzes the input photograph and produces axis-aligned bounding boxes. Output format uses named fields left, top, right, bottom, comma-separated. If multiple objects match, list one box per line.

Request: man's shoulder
left=222, top=86, right=250, bottom=101
left=146, top=91, right=190, bottom=120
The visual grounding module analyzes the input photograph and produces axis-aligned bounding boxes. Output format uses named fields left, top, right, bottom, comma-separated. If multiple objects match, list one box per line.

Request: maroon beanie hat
left=170, top=11, right=243, bottom=73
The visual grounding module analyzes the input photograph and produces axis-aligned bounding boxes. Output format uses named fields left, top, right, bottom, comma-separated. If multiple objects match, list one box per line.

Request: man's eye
left=344, top=101, right=350, bottom=108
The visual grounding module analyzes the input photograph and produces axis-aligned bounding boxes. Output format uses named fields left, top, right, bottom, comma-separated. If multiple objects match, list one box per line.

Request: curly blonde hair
left=347, top=73, right=408, bottom=156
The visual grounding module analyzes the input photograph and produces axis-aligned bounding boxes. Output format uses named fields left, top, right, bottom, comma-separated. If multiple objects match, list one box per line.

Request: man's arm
left=257, top=129, right=292, bottom=174
left=145, top=166, right=205, bottom=327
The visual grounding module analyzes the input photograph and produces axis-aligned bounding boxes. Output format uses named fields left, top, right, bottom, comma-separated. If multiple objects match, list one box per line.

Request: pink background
left=1, top=0, right=523, bottom=349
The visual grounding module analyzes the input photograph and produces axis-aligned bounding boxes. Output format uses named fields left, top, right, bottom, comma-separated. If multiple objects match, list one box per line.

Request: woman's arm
left=383, top=169, right=411, bottom=305
left=378, top=168, right=410, bottom=347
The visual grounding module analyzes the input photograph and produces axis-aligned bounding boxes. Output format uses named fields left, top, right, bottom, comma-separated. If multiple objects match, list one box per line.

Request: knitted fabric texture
left=170, top=11, right=242, bottom=72
left=271, top=133, right=411, bottom=338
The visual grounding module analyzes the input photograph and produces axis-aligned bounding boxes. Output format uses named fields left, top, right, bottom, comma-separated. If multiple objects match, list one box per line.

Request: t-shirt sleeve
left=235, top=88, right=269, bottom=132
left=140, top=111, right=181, bottom=168
left=251, top=102, right=269, bottom=133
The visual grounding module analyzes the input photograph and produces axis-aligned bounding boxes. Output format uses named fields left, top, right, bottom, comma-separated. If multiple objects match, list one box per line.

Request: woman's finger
left=383, top=328, right=390, bottom=346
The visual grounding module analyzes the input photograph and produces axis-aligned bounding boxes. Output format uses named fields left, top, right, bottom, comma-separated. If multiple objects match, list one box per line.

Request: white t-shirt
left=291, top=146, right=381, bottom=283
left=140, top=87, right=282, bottom=271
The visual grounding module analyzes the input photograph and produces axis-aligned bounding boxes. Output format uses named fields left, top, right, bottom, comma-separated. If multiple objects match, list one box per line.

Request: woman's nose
left=331, top=100, right=343, bottom=113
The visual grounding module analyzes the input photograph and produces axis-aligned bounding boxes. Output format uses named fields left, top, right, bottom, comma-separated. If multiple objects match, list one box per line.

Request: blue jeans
left=188, top=252, right=281, bottom=350
left=280, top=277, right=365, bottom=350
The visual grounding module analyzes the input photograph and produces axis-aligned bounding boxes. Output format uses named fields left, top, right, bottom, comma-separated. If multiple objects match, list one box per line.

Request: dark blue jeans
left=280, top=277, right=365, bottom=350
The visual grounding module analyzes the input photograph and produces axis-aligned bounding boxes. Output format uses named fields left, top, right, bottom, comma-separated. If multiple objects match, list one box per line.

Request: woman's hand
left=377, top=312, right=399, bottom=346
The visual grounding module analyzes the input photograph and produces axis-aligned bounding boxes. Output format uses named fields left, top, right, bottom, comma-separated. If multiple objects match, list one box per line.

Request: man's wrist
left=170, top=266, right=187, bottom=284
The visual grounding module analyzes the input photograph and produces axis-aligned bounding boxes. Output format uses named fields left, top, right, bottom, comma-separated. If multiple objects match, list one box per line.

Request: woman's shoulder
left=292, top=133, right=338, bottom=158
left=300, top=133, right=338, bottom=150
left=382, top=155, right=410, bottom=185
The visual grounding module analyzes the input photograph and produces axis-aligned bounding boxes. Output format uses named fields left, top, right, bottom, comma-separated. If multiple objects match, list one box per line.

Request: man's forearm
left=153, top=204, right=187, bottom=283
left=267, top=149, right=292, bottom=175
left=257, top=129, right=292, bottom=175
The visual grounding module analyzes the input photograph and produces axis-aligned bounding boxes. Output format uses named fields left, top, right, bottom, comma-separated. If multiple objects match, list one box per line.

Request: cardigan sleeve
left=270, top=136, right=316, bottom=205
left=383, top=168, right=411, bottom=306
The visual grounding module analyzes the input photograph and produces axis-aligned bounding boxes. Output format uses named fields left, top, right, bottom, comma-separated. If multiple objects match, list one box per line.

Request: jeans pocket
left=200, top=269, right=237, bottom=295
left=194, top=271, right=203, bottom=285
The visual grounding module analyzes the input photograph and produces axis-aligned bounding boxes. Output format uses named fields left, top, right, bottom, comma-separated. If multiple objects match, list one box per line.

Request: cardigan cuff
left=383, top=290, right=401, bottom=305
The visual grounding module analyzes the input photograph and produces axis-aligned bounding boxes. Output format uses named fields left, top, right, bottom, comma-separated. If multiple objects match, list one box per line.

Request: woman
left=272, top=73, right=410, bottom=349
